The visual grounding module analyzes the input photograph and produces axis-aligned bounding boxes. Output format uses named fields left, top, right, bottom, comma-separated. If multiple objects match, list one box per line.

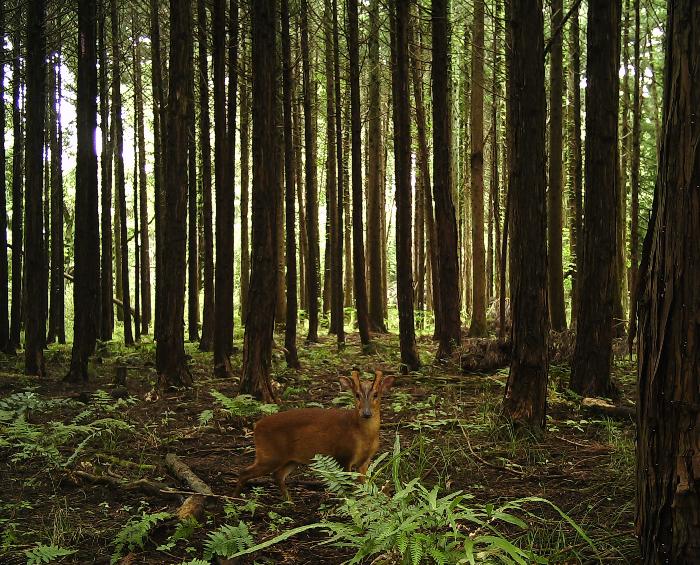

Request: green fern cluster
left=111, top=511, right=171, bottom=564
left=210, top=391, right=279, bottom=418
left=0, top=391, right=79, bottom=422
left=24, top=543, right=77, bottom=564
left=203, top=522, right=254, bottom=560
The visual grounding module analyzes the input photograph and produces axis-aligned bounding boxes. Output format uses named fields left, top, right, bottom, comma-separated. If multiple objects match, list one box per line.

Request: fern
left=310, top=455, right=358, bottom=494
left=24, top=544, right=77, bottom=564
left=203, top=522, right=255, bottom=560
left=111, top=511, right=171, bottom=564
left=210, top=391, right=278, bottom=418
left=198, top=409, right=214, bottom=427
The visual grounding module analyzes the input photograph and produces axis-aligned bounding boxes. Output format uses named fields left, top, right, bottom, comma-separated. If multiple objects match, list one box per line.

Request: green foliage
left=111, top=511, right=171, bottom=564
left=210, top=391, right=278, bottom=418
left=0, top=391, right=79, bottom=422
left=203, top=522, right=255, bottom=560
left=198, top=409, right=214, bottom=427
left=157, top=517, right=200, bottom=552
left=24, top=544, right=77, bottom=564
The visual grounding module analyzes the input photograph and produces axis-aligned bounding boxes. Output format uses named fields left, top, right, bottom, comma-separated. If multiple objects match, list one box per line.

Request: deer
left=233, top=369, right=395, bottom=501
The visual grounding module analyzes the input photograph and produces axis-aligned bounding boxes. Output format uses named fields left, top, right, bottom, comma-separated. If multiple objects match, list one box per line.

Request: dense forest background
left=1, top=0, right=698, bottom=563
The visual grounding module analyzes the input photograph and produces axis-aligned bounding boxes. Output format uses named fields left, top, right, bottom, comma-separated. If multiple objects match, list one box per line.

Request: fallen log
left=71, top=470, right=182, bottom=500
left=165, top=453, right=214, bottom=520
left=581, top=397, right=636, bottom=420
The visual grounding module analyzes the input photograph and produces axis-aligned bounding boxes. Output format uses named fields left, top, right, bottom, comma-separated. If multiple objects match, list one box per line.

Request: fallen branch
left=581, top=398, right=636, bottom=420
left=165, top=453, right=214, bottom=520
left=71, top=470, right=182, bottom=500
left=96, top=453, right=156, bottom=471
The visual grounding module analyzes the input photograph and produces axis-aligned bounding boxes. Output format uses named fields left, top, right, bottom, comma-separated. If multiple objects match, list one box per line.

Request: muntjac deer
left=233, top=370, right=394, bottom=500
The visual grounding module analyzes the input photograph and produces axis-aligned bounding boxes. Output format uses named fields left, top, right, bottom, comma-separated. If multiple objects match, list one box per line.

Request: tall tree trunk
left=343, top=92, right=353, bottom=310
left=150, top=0, right=166, bottom=342
left=644, top=21, right=661, bottom=157
left=627, top=0, right=641, bottom=346
left=239, top=28, right=251, bottom=321
left=491, top=0, right=501, bottom=311
left=301, top=0, right=320, bottom=342
left=132, top=142, right=141, bottom=342
left=0, top=5, right=8, bottom=351
left=502, top=0, right=549, bottom=429
left=293, top=91, right=308, bottom=312
left=547, top=0, right=567, bottom=331
left=391, top=0, right=419, bottom=372
left=567, top=2, right=582, bottom=326
left=9, top=24, right=23, bottom=352
left=282, top=0, right=300, bottom=368
left=240, top=0, right=278, bottom=402
left=348, top=0, right=372, bottom=348
left=24, top=0, right=48, bottom=376
left=111, top=0, right=133, bottom=345
left=227, top=0, right=239, bottom=325
left=468, top=0, right=487, bottom=337
left=66, top=0, right=99, bottom=382
left=134, top=30, right=151, bottom=334
left=197, top=0, right=215, bottom=351
left=98, top=0, right=113, bottom=341
left=367, top=0, right=386, bottom=333
left=432, top=0, right=461, bottom=358
left=571, top=0, right=620, bottom=398
left=332, top=0, right=345, bottom=345
left=187, top=20, right=199, bottom=342
left=636, top=4, right=700, bottom=560
left=157, top=0, right=193, bottom=388
left=213, top=0, right=233, bottom=376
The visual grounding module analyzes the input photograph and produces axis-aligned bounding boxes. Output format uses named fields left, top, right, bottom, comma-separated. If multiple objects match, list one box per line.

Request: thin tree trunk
left=502, top=0, right=549, bottom=430
left=227, top=0, right=239, bottom=328
left=66, top=0, right=99, bottom=383
left=132, top=146, right=141, bottom=342
left=571, top=0, right=621, bottom=398
left=547, top=0, right=567, bottom=331
left=239, top=28, right=251, bottom=322
left=24, top=0, right=48, bottom=376
left=644, top=21, right=661, bottom=158
left=432, top=0, right=461, bottom=358
left=0, top=5, right=8, bottom=351
left=491, top=0, right=501, bottom=310
left=240, top=0, right=278, bottom=403
left=343, top=92, right=353, bottom=310
left=9, top=24, right=24, bottom=352
left=213, top=0, right=233, bottom=376
left=301, top=0, right=320, bottom=342
left=390, top=0, right=420, bottom=372
left=187, top=20, right=199, bottom=343
left=348, top=0, right=372, bottom=348
left=156, top=0, right=193, bottom=388
left=468, top=0, right=487, bottom=337
left=197, top=0, right=215, bottom=350
left=332, top=0, right=345, bottom=345
left=293, top=90, right=308, bottom=313
left=636, top=4, right=700, bottom=559
left=282, top=0, right=300, bottom=368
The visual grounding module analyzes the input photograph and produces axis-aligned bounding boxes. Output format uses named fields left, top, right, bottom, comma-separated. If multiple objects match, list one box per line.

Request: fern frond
left=24, top=544, right=77, bottom=564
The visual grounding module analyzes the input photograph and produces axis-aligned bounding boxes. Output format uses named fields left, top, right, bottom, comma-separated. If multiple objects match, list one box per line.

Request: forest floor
left=0, top=325, right=639, bottom=564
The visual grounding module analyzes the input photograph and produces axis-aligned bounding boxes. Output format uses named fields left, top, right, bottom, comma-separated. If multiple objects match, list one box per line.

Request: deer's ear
left=351, top=370, right=362, bottom=389
left=339, top=375, right=356, bottom=392
left=379, top=374, right=395, bottom=394
left=371, top=370, right=384, bottom=391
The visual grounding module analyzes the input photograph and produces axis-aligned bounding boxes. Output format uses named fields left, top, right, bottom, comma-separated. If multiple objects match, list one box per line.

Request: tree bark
left=227, top=0, right=239, bottom=323
left=213, top=0, right=233, bottom=376
left=197, top=0, right=215, bottom=351
left=239, top=29, right=251, bottom=322
left=391, top=0, right=420, bottom=372
left=502, top=0, right=549, bottom=430
left=432, top=0, right=461, bottom=358
left=468, top=0, right=487, bottom=337
left=332, top=0, right=345, bottom=345
left=240, top=0, right=278, bottom=403
left=186, top=24, right=198, bottom=343
left=570, top=0, right=620, bottom=398
left=111, top=0, right=133, bottom=345
left=636, top=3, right=700, bottom=559
left=66, top=0, right=99, bottom=383
left=24, top=0, right=48, bottom=376
left=9, top=24, right=23, bottom=352
left=156, top=0, right=193, bottom=389
left=547, top=0, right=567, bottom=331
left=0, top=5, right=8, bottom=351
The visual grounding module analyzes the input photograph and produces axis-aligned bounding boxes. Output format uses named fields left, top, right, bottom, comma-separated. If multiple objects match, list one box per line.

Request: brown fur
left=233, top=370, right=394, bottom=500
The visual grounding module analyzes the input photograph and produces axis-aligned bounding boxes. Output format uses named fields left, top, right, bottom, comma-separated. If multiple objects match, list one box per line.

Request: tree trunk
left=491, top=0, right=501, bottom=313
left=502, top=0, right=549, bottom=430
left=332, top=0, right=345, bottom=345
left=24, top=0, right=48, bottom=376
left=213, top=0, right=233, bottom=376
left=111, top=0, right=133, bottom=345
left=547, top=0, right=567, bottom=331
left=282, top=0, right=300, bottom=368
left=636, top=4, right=700, bottom=560
left=432, top=0, right=461, bottom=358
left=367, top=0, right=386, bottom=334
left=348, top=0, right=372, bottom=349
left=567, top=2, right=582, bottom=327
left=293, top=90, right=308, bottom=313
left=468, top=0, right=487, bottom=337
left=197, top=0, right=215, bottom=351
left=156, top=0, right=193, bottom=388
left=228, top=0, right=239, bottom=324
left=9, top=24, right=23, bottom=352
left=132, top=143, right=141, bottom=342
left=301, top=0, right=320, bottom=342
left=66, top=0, right=99, bottom=383
left=239, top=28, right=251, bottom=322
left=134, top=30, right=151, bottom=334
left=570, top=0, right=620, bottom=398
left=0, top=5, right=7, bottom=351
left=187, top=21, right=198, bottom=343
left=390, top=0, right=420, bottom=372
left=240, top=0, right=278, bottom=403
left=343, top=93, right=353, bottom=310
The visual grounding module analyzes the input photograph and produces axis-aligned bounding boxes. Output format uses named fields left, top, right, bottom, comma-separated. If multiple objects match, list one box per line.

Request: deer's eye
left=373, top=393, right=378, bottom=399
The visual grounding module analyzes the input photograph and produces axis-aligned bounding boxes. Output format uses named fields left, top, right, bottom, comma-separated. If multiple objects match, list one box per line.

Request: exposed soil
left=0, top=329, right=639, bottom=564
